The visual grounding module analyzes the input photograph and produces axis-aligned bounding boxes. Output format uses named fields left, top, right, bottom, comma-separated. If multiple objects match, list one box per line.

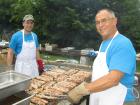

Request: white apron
left=15, top=30, right=39, bottom=78
left=89, top=32, right=127, bottom=105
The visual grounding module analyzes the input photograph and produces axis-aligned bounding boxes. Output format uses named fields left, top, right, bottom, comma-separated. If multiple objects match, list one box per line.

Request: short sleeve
left=9, top=34, right=17, bottom=52
left=109, top=41, right=136, bottom=75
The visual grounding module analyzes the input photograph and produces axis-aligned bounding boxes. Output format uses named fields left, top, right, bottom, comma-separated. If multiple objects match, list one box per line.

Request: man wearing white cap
left=7, top=14, right=40, bottom=77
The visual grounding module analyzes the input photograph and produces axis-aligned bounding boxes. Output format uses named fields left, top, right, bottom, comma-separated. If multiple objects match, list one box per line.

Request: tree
left=0, top=0, right=140, bottom=51
left=0, top=0, right=15, bottom=32
left=95, top=0, right=140, bottom=51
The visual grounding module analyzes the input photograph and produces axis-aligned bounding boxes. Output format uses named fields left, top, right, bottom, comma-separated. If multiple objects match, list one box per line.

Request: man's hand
left=36, top=49, right=41, bottom=60
left=68, top=82, right=90, bottom=104
left=6, top=65, right=14, bottom=71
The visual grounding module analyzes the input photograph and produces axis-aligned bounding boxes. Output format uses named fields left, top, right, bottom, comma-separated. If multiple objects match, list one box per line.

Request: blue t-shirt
left=100, top=34, right=136, bottom=102
left=9, top=31, right=39, bottom=55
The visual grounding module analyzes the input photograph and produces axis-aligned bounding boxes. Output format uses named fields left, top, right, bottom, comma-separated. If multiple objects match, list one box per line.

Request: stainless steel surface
left=0, top=71, right=31, bottom=100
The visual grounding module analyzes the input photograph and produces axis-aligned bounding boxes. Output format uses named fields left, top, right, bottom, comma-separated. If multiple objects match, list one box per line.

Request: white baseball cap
left=23, top=14, right=34, bottom=21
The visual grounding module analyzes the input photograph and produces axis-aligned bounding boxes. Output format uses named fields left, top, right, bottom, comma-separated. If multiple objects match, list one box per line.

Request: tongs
left=37, top=93, right=68, bottom=100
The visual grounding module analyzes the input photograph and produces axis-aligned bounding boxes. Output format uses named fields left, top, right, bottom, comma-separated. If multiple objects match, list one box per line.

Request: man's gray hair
left=96, top=8, right=116, bottom=18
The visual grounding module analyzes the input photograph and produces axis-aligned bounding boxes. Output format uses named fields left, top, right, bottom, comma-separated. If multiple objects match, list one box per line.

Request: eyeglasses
left=96, top=18, right=114, bottom=25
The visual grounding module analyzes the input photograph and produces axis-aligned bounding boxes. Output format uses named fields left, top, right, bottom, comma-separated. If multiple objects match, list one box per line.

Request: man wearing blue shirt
left=68, top=9, right=136, bottom=105
left=7, top=14, right=40, bottom=77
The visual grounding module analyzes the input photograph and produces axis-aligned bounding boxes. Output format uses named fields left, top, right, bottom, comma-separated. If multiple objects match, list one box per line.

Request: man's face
left=23, top=20, right=34, bottom=32
left=95, top=10, right=117, bottom=39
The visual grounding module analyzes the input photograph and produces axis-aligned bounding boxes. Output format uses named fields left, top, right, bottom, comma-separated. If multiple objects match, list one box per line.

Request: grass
left=40, top=52, right=79, bottom=61
left=42, top=54, right=70, bottom=61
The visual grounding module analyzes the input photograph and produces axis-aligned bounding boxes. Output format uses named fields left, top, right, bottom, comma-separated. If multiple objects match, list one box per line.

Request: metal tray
left=0, top=71, right=31, bottom=100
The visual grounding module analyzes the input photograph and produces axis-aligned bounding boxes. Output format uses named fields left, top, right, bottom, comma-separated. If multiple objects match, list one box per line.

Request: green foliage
left=97, top=0, right=140, bottom=51
left=119, top=0, right=140, bottom=51
left=0, top=0, right=15, bottom=32
left=0, top=0, right=140, bottom=50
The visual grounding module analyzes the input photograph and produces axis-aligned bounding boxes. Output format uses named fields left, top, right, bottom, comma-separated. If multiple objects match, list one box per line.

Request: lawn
left=40, top=52, right=79, bottom=61
left=42, top=54, right=71, bottom=61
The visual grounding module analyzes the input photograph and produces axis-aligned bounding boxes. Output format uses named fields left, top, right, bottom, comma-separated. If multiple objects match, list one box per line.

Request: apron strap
left=21, top=30, right=25, bottom=44
left=99, top=31, right=119, bottom=53
left=21, top=30, right=35, bottom=43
